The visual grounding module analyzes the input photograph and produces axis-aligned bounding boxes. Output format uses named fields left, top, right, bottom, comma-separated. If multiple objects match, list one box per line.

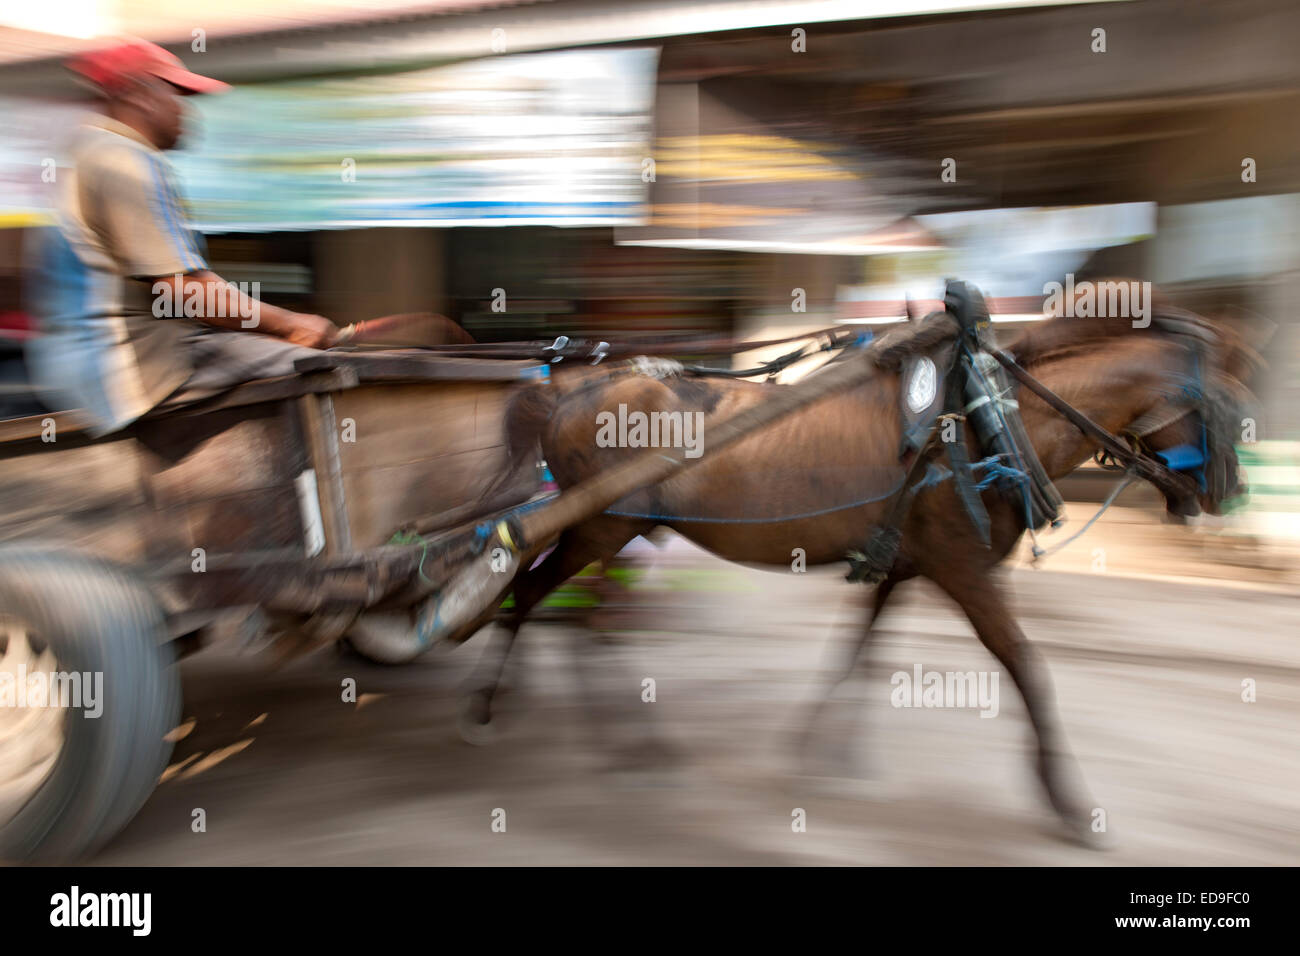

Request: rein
left=987, top=347, right=1201, bottom=504
left=679, top=327, right=867, bottom=379
left=548, top=327, right=872, bottom=425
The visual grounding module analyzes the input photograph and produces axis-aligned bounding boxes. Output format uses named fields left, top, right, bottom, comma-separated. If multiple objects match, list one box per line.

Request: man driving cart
left=27, top=39, right=338, bottom=437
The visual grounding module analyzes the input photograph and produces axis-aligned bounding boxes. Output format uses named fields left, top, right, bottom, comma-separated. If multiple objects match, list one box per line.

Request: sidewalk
left=1011, top=502, right=1300, bottom=592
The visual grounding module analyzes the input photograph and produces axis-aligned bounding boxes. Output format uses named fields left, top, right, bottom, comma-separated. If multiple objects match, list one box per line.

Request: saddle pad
left=899, top=341, right=957, bottom=455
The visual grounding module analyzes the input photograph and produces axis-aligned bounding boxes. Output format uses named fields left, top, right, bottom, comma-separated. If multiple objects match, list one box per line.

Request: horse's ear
left=1224, top=306, right=1278, bottom=352
left=1209, top=307, right=1275, bottom=385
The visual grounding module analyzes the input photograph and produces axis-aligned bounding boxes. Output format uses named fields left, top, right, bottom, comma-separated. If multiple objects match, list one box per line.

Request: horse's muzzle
left=1205, top=465, right=1249, bottom=517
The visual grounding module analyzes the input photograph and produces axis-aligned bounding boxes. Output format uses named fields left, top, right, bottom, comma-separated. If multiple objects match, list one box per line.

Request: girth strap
left=845, top=412, right=963, bottom=583
left=943, top=367, right=994, bottom=547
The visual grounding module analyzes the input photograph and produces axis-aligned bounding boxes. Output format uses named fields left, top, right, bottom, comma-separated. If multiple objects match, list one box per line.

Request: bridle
left=1117, top=342, right=1216, bottom=498
left=986, top=314, right=1221, bottom=510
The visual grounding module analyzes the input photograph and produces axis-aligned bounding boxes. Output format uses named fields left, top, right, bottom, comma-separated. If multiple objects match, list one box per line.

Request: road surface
left=96, top=532, right=1299, bottom=866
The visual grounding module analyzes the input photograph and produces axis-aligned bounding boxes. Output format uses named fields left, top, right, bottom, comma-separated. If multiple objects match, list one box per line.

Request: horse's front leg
left=927, top=566, right=1099, bottom=845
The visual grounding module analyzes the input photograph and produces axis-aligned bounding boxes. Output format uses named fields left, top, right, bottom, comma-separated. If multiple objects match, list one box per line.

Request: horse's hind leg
left=927, top=567, right=1097, bottom=844
left=459, top=517, right=648, bottom=741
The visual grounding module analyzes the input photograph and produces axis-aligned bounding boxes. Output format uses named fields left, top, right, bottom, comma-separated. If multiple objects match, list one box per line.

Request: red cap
left=68, top=40, right=230, bottom=96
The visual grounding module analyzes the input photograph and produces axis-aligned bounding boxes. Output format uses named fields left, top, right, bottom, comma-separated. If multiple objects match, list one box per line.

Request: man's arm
left=90, top=150, right=337, bottom=349
left=153, top=272, right=337, bottom=348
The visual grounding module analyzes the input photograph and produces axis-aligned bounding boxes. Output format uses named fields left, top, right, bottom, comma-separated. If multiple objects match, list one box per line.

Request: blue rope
left=508, top=495, right=556, bottom=517
left=972, top=454, right=1029, bottom=491
left=914, top=461, right=952, bottom=491
left=603, top=473, right=911, bottom=524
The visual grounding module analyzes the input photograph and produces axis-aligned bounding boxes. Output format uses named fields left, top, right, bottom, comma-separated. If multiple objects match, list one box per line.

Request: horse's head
left=1138, top=396, right=1242, bottom=520
left=1010, top=296, right=1265, bottom=521
left=1128, top=312, right=1264, bottom=520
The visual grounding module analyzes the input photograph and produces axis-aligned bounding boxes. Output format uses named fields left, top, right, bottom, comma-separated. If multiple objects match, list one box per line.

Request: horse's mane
left=1007, top=309, right=1255, bottom=376
left=1005, top=309, right=1264, bottom=467
left=864, top=305, right=1246, bottom=377
left=867, top=307, right=1239, bottom=377
left=1006, top=315, right=1162, bottom=368
left=870, top=312, right=960, bottom=371
left=997, top=272, right=1263, bottom=383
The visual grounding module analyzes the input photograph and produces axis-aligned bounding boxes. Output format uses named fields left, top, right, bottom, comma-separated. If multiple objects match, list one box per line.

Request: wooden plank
left=0, top=439, right=144, bottom=529
left=403, top=478, right=539, bottom=536
left=331, top=382, right=513, bottom=471
left=137, top=409, right=305, bottom=510
left=294, top=352, right=540, bottom=383
left=0, top=504, right=150, bottom=564
left=155, top=368, right=359, bottom=417
left=150, top=544, right=427, bottom=615
left=340, top=445, right=510, bottom=548
left=147, top=484, right=306, bottom=562
left=0, top=410, right=90, bottom=445
left=132, top=403, right=313, bottom=562
left=0, top=371, right=356, bottom=448
left=328, top=379, right=521, bottom=546
left=296, top=392, right=351, bottom=556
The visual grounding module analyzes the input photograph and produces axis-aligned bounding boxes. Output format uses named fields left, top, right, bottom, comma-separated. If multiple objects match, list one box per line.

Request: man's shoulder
left=74, top=125, right=165, bottom=188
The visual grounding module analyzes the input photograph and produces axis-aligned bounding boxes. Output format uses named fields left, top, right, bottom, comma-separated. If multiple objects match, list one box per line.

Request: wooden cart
left=0, top=332, right=888, bottom=862
left=0, top=351, right=545, bottom=862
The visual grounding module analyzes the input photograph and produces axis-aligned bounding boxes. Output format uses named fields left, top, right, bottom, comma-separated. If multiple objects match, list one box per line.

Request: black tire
left=0, top=545, right=180, bottom=862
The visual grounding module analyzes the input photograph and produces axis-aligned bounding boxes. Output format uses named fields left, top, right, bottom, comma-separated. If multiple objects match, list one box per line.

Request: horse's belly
left=667, top=509, right=884, bottom=568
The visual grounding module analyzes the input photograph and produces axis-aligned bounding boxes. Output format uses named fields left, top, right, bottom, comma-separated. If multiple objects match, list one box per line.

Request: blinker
left=1155, top=443, right=1205, bottom=473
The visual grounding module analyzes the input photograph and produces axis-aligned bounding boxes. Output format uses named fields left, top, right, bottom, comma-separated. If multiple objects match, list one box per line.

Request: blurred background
left=0, top=0, right=1297, bottom=864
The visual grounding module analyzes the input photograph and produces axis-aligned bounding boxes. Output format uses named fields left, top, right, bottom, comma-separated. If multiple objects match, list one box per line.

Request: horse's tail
left=480, top=380, right=558, bottom=502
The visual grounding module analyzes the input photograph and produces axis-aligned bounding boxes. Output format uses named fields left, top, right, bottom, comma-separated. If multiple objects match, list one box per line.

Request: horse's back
left=543, top=370, right=907, bottom=566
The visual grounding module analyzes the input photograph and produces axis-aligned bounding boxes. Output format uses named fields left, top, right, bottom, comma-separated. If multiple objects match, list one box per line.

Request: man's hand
left=280, top=313, right=338, bottom=349
left=157, top=273, right=340, bottom=349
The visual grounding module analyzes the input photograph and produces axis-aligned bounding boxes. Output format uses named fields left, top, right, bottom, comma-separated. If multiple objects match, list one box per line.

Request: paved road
left=97, top=537, right=1300, bottom=865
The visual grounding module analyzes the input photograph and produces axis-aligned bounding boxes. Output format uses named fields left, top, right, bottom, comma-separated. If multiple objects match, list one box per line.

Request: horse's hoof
left=1049, top=806, right=1114, bottom=850
left=457, top=712, right=499, bottom=746
left=456, top=694, right=499, bottom=747
left=1059, top=819, right=1114, bottom=851
left=1037, top=752, right=1106, bottom=847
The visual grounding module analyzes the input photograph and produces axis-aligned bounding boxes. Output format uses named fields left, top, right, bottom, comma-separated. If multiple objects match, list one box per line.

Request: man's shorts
left=159, top=328, right=326, bottom=408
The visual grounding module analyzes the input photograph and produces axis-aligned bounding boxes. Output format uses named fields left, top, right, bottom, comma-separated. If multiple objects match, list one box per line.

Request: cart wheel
left=0, top=546, right=180, bottom=862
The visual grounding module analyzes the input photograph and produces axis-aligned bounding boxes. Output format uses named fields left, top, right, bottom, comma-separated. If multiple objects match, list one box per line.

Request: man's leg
left=160, top=329, right=326, bottom=406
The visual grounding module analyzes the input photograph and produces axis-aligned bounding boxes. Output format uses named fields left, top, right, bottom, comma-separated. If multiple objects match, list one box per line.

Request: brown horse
left=469, top=308, right=1257, bottom=842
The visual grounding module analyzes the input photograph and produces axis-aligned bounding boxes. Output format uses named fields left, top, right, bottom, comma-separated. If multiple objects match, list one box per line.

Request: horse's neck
left=1013, top=353, right=1158, bottom=482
